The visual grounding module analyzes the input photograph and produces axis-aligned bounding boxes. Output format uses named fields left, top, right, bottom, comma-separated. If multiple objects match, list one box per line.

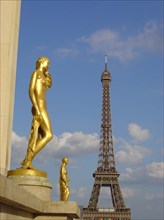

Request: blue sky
left=11, top=1, right=163, bottom=219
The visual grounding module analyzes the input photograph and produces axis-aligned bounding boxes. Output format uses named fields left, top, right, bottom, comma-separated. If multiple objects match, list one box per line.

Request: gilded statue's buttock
left=21, top=57, right=53, bottom=170
left=60, top=157, right=70, bottom=201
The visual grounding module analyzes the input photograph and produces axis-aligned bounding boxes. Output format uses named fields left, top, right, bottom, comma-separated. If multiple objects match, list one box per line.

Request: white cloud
left=80, top=29, right=133, bottom=62
left=115, top=123, right=152, bottom=165
left=116, top=144, right=150, bottom=165
left=70, top=186, right=87, bottom=199
left=11, top=131, right=99, bottom=165
left=122, top=187, right=139, bottom=199
left=145, top=193, right=163, bottom=201
left=46, top=131, right=99, bottom=158
left=128, top=123, right=151, bottom=142
left=134, top=21, right=163, bottom=52
left=115, top=137, right=150, bottom=165
left=11, top=129, right=151, bottom=166
left=120, top=166, right=151, bottom=184
left=120, top=168, right=137, bottom=182
left=79, top=21, right=163, bottom=62
left=12, top=131, right=27, bottom=147
left=54, top=47, right=79, bottom=57
left=76, top=187, right=88, bottom=198
left=11, top=131, right=28, bottom=165
left=120, top=162, right=164, bottom=184
left=146, top=162, right=164, bottom=178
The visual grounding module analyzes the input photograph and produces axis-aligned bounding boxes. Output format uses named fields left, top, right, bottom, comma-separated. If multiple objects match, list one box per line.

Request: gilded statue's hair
left=36, top=56, right=50, bottom=69
left=62, top=157, right=68, bottom=163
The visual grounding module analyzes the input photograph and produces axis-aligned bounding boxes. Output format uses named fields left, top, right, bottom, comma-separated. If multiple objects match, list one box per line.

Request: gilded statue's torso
left=35, top=71, right=47, bottom=107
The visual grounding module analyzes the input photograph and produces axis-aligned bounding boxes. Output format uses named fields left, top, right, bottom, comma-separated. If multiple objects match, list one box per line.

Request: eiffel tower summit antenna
left=105, top=54, right=108, bottom=71
left=83, top=57, right=131, bottom=220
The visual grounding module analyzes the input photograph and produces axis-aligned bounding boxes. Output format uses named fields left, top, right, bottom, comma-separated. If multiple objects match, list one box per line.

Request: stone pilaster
left=0, top=0, right=21, bottom=175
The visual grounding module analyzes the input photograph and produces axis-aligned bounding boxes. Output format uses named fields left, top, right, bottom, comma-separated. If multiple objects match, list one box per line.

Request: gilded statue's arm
left=29, top=71, right=40, bottom=117
left=45, top=71, right=52, bottom=89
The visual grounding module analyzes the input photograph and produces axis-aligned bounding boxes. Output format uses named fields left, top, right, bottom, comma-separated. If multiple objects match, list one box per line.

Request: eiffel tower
left=83, top=56, right=131, bottom=220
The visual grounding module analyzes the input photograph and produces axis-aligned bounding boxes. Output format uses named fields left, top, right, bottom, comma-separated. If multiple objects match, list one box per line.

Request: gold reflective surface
left=60, top=157, right=70, bottom=201
left=7, top=168, right=47, bottom=177
left=21, top=57, right=53, bottom=170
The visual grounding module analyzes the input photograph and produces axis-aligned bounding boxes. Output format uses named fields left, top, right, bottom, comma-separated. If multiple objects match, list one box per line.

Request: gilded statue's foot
left=21, top=159, right=36, bottom=170
left=21, top=159, right=26, bottom=167
left=27, top=163, right=37, bottom=170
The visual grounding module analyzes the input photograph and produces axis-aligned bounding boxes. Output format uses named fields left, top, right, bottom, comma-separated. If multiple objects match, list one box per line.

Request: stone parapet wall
left=0, top=174, right=80, bottom=220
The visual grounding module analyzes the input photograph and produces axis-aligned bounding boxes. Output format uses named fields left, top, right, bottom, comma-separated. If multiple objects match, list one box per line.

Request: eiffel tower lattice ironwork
left=83, top=56, right=131, bottom=220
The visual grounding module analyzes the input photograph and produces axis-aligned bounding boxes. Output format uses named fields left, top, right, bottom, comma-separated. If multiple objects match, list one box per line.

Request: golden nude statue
left=21, top=56, right=53, bottom=169
left=60, top=157, right=70, bottom=201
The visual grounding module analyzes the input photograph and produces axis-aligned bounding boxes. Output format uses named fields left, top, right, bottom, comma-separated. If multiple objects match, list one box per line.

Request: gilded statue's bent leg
left=33, top=113, right=53, bottom=156
left=21, top=117, right=40, bottom=169
left=21, top=149, right=35, bottom=169
left=21, top=111, right=52, bottom=169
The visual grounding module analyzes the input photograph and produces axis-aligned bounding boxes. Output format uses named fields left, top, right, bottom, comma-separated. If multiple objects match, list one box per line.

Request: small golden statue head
left=62, top=157, right=69, bottom=164
left=36, top=56, right=50, bottom=70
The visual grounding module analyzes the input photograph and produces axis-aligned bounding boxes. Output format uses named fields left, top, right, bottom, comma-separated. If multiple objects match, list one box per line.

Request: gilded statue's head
left=62, top=157, right=69, bottom=164
left=36, top=56, right=50, bottom=70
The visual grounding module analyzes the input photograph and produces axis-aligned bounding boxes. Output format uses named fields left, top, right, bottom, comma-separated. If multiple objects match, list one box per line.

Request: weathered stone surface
left=0, top=174, right=45, bottom=213
left=35, top=217, right=72, bottom=220
left=8, top=175, right=52, bottom=201
left=43, top=201, right=81, bottom=217
left=0, top=0, right=21, bottom=176
left=0, top=174, right=81, bottom=220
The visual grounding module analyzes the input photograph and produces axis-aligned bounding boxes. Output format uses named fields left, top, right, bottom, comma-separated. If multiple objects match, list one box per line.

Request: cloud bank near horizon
left=11, top=122, right=151, bottom=165
left=11, top=122, right=163, bottom=186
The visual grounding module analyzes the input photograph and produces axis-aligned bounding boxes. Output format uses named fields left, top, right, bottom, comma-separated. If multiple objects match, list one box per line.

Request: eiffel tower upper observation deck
left=83, top=56, right=131, bottom=220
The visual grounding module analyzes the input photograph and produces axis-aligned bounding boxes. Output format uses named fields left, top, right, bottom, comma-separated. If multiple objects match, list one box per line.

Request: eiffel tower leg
left=111, top=182, right=125, bottom=209
left=88, top=180, right=101, bottom=210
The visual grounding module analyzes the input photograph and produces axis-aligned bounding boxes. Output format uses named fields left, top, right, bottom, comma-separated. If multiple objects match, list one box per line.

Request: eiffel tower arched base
left=83, top=207, right=131, bottom=220
left=83, top=171, right=131, bottom=220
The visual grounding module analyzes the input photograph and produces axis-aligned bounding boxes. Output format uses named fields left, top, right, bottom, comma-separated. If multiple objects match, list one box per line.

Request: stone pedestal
left=7, top=172, right=52, bottom=201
